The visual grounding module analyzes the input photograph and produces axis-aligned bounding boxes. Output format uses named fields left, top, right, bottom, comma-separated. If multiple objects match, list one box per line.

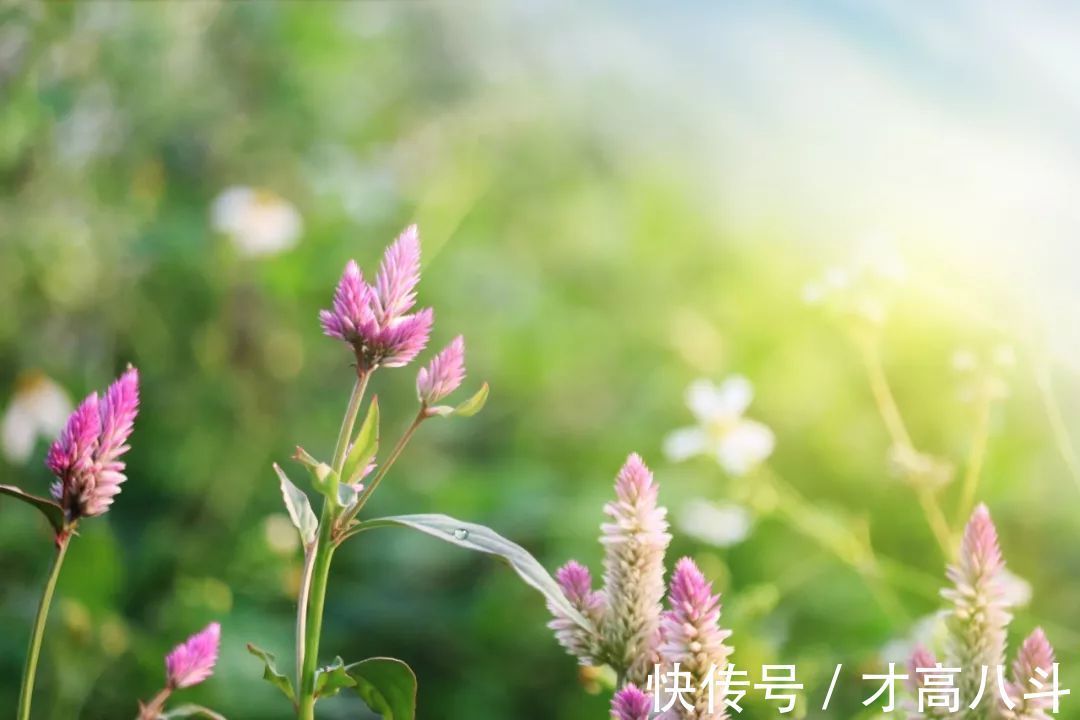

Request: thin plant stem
left=137, top=687, right=172, bottom=720
left=1036, top=362, right=1080, bottom=495
left=856, top=333, right=953, bottom=556
left=295, top=371, right=371, bottom=719
left=347, top=410, right=424, bottom=522
left=294, top=546, right=316, bottom=692
left=956, top=381, right=993, bottom=529
left=17, top=534, right=71, bottom=720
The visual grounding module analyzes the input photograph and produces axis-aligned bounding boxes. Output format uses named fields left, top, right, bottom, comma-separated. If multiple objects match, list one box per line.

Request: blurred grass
left=1, top=2, right=1079, bottom=718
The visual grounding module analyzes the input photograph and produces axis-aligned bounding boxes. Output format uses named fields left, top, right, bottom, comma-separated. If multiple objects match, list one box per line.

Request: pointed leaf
left=246, top=643, right=296, bottom=702
left=161, top=705, right=227, bottom=720
left=343, top=397, right=379, bottom=488
left=0, top=484, right=64, bottom=532
left=274, top=465, right=318, bottom=546
left=314, top=656, right=357, bottom=699
left=453, top=382, right=488, bottom=417
left=346, top=657, right=417, bottom=720
left=347, top=514, right=592, bottom=632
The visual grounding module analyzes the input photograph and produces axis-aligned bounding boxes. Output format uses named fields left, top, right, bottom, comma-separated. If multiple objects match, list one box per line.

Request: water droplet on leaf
left=453, top=528, right=469, bottom=540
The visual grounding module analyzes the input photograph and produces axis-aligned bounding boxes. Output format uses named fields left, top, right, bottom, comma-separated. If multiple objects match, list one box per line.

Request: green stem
left=348, top=410, right=424, bottom=520
left=18, top=534, right=71, bottom=720
left=956, top=381, right=993, bottom=529
left=296, top=371, right=370, bottom=719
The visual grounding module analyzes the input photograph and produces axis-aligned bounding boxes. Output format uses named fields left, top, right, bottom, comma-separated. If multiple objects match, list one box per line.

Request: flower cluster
left=549, top=453, right=735, bottom=718
left=46, top=367, right=139, bottom=522
left=907, top=505, right=1057, bottom=720
left=658, top=558, right=734, bottom=719
left=320, top=224, right=434, bottom=371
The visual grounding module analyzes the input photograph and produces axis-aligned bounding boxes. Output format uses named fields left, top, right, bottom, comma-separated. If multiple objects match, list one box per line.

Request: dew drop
left=453, top=528, right=469, bottom=540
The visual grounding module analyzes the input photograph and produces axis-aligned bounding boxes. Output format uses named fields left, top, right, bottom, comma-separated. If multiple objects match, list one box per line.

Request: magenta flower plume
left=374, top=224, right=422, bottom=322
left=548, top=560, right=606, bottom=665
left=600, top=453, right=672, bottom=685
left=1006, top=628, right=1056, bottom=719
left=319, top=226, right=433, bottom=370
left=612, top=684, right=652, bottom=720
left=47, top=367, right=139, bottom=521
left=659, top=557, right=733, bottom=719
left=942, top=504, right=1010, bottom=711
left=417, top=335, right=466, bottom=405
left=166, top=622, right=221, bottom=690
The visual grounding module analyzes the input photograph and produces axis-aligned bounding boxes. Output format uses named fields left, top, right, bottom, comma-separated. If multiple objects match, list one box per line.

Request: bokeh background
left=2, top=2, right=1080, bottom=718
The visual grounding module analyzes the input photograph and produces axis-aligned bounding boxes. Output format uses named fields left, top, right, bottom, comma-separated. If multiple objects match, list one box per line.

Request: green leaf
left=293, top=446, right=338, bottom=499
left=246, top=643, right=296, bottom=703
left=346, top=657, right=417, bottom=720
left=343, top=397, right=379, bottom=489
left=453, top=382, right=489, bottom=417
left=314, top=656, right=356, bottom=699
left=0, top=484, right=64, bottom=533
left=348, top=513, right=592, bottom=632
left=274, top=464, right=318, bottom=546
left=160, top=704, right=226, bottom=719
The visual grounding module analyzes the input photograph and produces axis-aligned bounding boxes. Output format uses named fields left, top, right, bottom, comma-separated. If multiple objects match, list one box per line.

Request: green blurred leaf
left=346, top=656, right=417, bottom=720
left=453, top=382, right=489, bottom=417
left=343, top=397, right=379, bottom=490
left=314, top=656, right=356, bottom=699
left=0, top=484, right=63, bottom=533
left=246, top=643, right=296, bottom=703
left=348, top=513, right=592, bottom=632
left=274, top=464, right=318, bottom=546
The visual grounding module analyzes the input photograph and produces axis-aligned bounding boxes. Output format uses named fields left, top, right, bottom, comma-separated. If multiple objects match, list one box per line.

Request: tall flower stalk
left=4, top=368, right=140, bottom=720
left=907, top=504, right=1056, bottom=720
left=254, top=225, right=488, bottom=720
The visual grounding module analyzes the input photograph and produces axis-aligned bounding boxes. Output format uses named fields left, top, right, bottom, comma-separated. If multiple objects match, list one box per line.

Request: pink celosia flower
left=166, top=622, right=221, bottom=689
left=906, top=645, right=950, bottom=719
left=417, top=336, right=466, bottom=406
left=1005, top=627, right=1056, bottom=719
left=319, top=225, right=433, bottom=370
left=658, top=557, right=733, bottom=720
left=941, top=504, right=1010, bottom=711
left=601, top=453, right=672, bottom=685
left=548, top=560, right=606, bottom=665
left=46, top=368, right=139, bottom=521
left=612, top=684, right=652, bottom=720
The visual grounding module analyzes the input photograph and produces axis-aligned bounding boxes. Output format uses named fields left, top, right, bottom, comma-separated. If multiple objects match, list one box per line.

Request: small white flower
left=678, top=499, right=753, bottom=547
left=1, top=372, right=72, bottom=464
left=664, top=376, right=775, bottom=476
left=211, top=186, right=302, bottom=257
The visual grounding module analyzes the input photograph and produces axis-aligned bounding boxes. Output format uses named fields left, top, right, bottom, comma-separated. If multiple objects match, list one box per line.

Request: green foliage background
left=1, top=3, right=1078, bottom=718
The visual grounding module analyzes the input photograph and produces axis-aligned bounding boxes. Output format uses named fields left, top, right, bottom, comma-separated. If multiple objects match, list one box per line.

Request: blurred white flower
left=1, top=372, right=72, bottom=464
left=880, top=611, right=949, bottom=665
left=664, top=376, right=775, bottom=476
left=211, top=186, right=302, bottom=257
left=678, top=499, right=753, bottom=547
left=999, top=568, right=1032, bottom=608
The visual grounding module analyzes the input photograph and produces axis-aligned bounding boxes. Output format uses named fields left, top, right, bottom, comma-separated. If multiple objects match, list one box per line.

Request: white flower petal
left=663, top=426, right=709, bottom=462
left=716, top=419, right=775, bottom=476
left=685, top=379, right=724, bottom=423
left=211, top=186, right=302, bottom=257
left=1, top=402, right=37, bottom=463
left=999, top=568, right=1032, bottom=608
left=678, top=499, right=753, bottom=547
left=716, top=375, right=754, bottom=417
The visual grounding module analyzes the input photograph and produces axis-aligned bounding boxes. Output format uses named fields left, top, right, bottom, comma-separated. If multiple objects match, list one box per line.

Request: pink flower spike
left=320, top=260, right=374, bottom=343
left=1009, top=627, right=1056, bottom=711
left=46, top=367, right=140, bottom=521
left=375, top=307, right=433, bottom=368
left=548, top=560, right=606, bottom=666
left=374, top=224, right=421, bottom=322
left=611, top=684, right=652, bottom=720
left=166, top=622, right=221, bottom=690
left=417, top=336, right=466, bottom=405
